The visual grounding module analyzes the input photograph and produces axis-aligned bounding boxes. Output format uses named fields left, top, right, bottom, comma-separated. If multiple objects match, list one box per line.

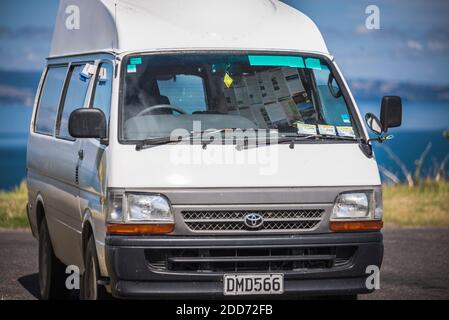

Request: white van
left=27, top=0, right=402, bottom=299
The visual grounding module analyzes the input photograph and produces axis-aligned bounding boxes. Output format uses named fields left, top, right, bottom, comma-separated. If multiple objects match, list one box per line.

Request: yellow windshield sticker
left=318, top=124, right=336, bottom=136
left=224, top=72, right=234, bottom=88
left=296, top=123, right=317, bottom=135
left=336, top=126, right=355, bottom=137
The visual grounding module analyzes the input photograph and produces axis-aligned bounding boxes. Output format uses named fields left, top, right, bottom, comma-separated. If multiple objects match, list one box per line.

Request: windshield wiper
left=199, top=128, right=239, bottom=149
left=201, top=130, right=359, bottom=150
left=135, top=129, right=234, bottom=151
left=278, top=134, right=360, bottom=149
left=136, top=131, right=358, bottom=151
left=135, top=136, right=184, bottom=151
left=200, top=128, right=281, bottom=150
left=135, top=129, right=239, bottom=151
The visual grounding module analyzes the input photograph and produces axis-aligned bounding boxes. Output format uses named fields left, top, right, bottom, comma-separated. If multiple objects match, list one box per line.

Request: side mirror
left=327, top=73, right=342, bottom=98
left=365, top=113, right=383, bottom=135
left=68, top=108, right=106, bottom=139
left=380, top=96, right=402, bottom=132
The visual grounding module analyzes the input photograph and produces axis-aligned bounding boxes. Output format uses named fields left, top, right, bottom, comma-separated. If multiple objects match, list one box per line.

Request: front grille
left=145, top=246, right=356, bottom=273
left=182, top=209, right=324, bottom=232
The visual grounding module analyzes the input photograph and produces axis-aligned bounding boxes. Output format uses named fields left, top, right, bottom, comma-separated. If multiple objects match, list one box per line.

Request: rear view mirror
left=327, top=73, right=342, bottom=98
left=380, top=96, right=402, bottom=132
left=365, top=113, right=383, bottom=135
left=68, top=108, right=106, bottom=139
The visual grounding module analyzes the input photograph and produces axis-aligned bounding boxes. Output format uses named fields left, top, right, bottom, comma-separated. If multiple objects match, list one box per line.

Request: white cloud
left=406, top=40, right=423, bottom=51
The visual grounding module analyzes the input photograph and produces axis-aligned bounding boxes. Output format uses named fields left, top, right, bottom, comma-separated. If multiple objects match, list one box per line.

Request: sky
left=0, top=0, right=58, bottom=71
left=0, top=0, right=448, bottom=86
left=286, top=0, right=449, bottom=85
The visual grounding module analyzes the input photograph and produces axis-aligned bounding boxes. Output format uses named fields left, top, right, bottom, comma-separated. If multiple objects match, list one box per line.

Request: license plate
left=223, top=274, right=284, bottom=296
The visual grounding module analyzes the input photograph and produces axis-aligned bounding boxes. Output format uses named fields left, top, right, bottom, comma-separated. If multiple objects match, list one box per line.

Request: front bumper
left=105, top=232, right=383, bottom=299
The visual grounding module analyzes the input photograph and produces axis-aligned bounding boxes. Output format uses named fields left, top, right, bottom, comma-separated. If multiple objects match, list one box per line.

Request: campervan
left=26, top=0, right=402, bottom=299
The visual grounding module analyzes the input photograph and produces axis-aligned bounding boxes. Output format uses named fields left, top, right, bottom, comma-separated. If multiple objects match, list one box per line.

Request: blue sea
left=0, top=105, right=31, bottom=190
left=0, top=101, right=448, bottom=190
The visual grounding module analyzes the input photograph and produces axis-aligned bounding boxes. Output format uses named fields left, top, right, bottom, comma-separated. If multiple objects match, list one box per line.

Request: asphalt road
left=1, top=227, right=449, bottom=300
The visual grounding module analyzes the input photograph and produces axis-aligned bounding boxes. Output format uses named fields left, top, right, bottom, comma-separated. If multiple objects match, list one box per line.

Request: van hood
left=109, top=143, right=380, bottom=188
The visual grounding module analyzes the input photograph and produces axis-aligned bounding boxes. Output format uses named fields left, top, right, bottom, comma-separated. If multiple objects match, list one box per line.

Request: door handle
left=78, top=149, right=84, bottom=160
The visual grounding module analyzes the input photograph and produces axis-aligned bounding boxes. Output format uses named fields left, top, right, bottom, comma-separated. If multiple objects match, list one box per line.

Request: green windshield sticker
left=127, top=64, right=137, bottom=73
left=341, top=114, right=351, bottom=123
left=248, top=55, right=305, bottom=68
left=129, top=57, right=142, bottom=65
left=305, top=58, right=322, bottom=70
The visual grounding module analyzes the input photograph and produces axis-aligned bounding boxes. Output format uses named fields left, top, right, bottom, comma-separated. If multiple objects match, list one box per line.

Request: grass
left=0, top=181, right=448, bottom=229
left=0, top=181, right=29, bottom=229
left=383, top=180, right=449, bottom=227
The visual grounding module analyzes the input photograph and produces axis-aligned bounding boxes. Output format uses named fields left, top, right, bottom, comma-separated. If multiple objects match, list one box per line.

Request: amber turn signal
left=107, top=223, right=174, bottom=235
left=330, top=220, right=383, bottom=232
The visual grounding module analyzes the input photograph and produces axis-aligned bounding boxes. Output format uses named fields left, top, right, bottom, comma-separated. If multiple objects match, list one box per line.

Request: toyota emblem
left=244, top=213, right=264, bottom=229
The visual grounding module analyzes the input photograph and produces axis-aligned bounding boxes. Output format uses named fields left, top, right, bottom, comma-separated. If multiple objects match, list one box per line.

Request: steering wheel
left=136, top=104, right=187, bottom=117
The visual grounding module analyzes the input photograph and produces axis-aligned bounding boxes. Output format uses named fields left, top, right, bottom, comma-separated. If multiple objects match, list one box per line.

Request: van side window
left=35, top=66, right=68, bottom=135
left=91, top=63, right=113, bottom=122
left=57, top=64, right=91, bottom=139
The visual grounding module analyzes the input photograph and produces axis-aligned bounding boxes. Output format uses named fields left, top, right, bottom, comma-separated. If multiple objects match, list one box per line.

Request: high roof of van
left=50, top=0, right=329, bottom=58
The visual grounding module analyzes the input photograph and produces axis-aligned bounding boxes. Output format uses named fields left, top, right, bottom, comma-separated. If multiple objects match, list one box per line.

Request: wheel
left=38, top=218, right=70, bottom=300
left=80, top=235, right=109, bottom=300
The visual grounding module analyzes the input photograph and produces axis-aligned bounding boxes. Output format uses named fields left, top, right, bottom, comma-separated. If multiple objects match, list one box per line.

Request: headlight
left=127, top=194, right=173, bottom=223
left=107, top=191, right=173, bottom=224
left=332, top=192, right=370, bottom=219
left=331, top=190, right=382, bottom=221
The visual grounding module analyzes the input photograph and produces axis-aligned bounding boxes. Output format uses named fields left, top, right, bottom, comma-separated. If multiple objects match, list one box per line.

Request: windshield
left=120, top=53, right=359, bottom=142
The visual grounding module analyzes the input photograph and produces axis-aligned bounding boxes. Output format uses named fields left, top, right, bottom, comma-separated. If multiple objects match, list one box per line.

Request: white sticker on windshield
left=296, top=123, right=317, bottom=135
left=318, top=125, right=337, bottom=136
left=336, top=126, right=355, bottom=137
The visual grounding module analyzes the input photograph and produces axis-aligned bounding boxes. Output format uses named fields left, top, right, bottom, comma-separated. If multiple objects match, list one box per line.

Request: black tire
left=80, top=235, right=109, bottom=300
left=38, top=218, right=70, bottom=300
